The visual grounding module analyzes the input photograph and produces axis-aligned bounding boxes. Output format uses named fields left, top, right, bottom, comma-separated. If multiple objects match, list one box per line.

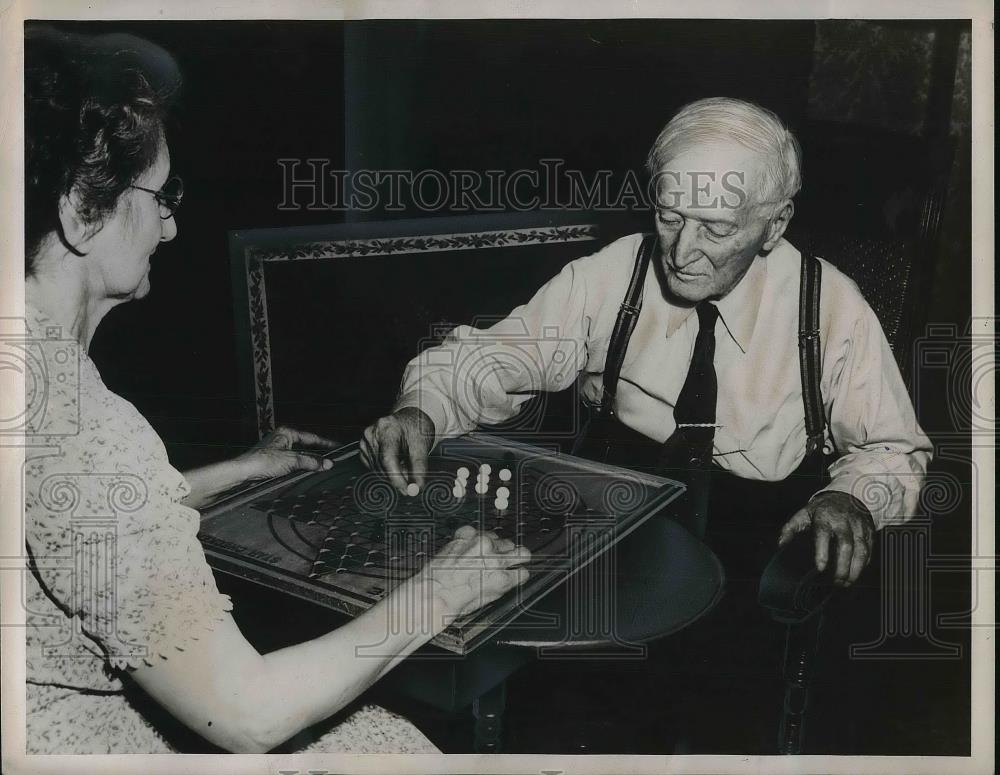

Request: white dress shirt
left=395, top=233, right=932, bottom=528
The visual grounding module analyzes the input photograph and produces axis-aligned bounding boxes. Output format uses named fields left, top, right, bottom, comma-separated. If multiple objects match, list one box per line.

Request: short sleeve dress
left=23, top=303, right=438, bottom=754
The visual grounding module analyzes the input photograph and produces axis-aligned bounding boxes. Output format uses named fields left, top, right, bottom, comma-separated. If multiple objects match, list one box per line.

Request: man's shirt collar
left=663, top=252, right=767, bottom=354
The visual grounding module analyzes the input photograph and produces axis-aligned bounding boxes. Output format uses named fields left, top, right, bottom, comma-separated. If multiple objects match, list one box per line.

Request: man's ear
left=57, top=189, right=96, bottom=255
left=762, top=199, right=794, bottom=252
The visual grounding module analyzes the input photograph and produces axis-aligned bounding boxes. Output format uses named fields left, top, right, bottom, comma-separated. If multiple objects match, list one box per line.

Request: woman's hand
left=407, top=526, right=531, bottom=634
left=183, top=427, right=340, bottom=510
left=236, top=426, right=341, bottom=482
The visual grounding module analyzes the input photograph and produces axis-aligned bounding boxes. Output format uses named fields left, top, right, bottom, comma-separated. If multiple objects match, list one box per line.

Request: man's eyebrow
left=690, top=213, right=740, bottom=228
left=655, top=206, right=740, bottom=228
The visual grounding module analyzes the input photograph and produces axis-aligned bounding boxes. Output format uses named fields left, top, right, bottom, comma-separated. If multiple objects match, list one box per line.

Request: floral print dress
left=23, top=303, right=437, bottom=754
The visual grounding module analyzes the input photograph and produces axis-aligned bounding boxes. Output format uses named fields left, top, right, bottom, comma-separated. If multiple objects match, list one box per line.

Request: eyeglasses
left=129, top=175, right=184, bottom=219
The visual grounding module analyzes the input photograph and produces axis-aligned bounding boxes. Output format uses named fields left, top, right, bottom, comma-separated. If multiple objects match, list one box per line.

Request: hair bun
left=24, top=24, right=178, bottom=272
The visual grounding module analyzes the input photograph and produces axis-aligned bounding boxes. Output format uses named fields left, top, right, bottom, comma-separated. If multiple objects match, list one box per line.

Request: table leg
left=472, top=681, right=507, bottom=753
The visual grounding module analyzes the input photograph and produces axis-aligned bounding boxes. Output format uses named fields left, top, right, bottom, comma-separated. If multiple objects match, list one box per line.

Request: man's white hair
left=646, top=97, right=803, bottom=206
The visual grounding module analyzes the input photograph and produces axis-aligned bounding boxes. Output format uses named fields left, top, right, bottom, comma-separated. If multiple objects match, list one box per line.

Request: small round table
left=498, top=514, right=724, bottom=648
left=383, top=513, right=725, bottom=752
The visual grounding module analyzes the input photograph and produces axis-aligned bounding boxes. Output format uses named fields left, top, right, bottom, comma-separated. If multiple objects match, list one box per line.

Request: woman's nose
left=160, top=214, right=178, bottom=242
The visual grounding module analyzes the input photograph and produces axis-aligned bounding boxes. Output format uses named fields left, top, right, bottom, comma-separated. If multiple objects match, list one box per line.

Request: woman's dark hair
left=25, top=26, right=172, bottom=274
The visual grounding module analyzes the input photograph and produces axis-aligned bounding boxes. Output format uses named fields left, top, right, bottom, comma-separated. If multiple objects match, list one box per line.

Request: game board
left=200, top=433, right=685, bottom=653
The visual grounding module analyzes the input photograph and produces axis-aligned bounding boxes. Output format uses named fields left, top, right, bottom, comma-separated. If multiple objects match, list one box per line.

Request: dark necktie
left=670, top=301, right=720, bottom=464
left=658, top=301, right=720, bottom=537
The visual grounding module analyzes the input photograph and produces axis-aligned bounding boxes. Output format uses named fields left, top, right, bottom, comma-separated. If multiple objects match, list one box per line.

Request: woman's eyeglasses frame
left=128, top=176, right=183, bottom=219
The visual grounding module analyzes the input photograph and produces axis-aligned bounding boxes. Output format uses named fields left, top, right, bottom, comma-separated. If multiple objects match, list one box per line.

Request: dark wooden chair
left=760, top=120, right=955, bottom=753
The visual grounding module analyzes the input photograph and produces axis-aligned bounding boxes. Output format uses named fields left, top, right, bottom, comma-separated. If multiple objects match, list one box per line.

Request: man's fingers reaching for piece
left=406, top=432, right=428, bottom=487
left=379, top=445, right=410, bottom=495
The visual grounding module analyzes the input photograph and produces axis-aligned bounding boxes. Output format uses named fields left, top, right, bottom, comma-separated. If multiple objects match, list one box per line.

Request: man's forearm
left=393, top=260, right=591, bottom=447
left=819, top=447, right=932, bottom=529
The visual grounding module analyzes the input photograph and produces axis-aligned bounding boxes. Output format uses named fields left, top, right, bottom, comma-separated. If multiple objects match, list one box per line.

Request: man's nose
left=160, top=215, right=178, bottom=242
left=672, top=219, right=703, bottom=268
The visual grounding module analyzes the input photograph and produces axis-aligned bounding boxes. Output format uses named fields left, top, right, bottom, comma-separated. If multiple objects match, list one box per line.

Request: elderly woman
left=23, top=26, right=529, bottom=755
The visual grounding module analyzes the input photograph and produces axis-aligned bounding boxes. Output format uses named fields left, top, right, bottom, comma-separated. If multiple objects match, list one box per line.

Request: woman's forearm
left=131, top=530, right=521, bottom=753
left=231, top=577, right=447, bottom=751
left=181, top=459, right=248, bottom=509
left=132, top=576, right=447, bottom=753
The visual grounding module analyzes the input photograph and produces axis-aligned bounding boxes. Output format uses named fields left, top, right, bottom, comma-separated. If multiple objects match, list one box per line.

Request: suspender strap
left=599, top=235, right=656, bottom=418
left=798, top=251, right=826, bottom=456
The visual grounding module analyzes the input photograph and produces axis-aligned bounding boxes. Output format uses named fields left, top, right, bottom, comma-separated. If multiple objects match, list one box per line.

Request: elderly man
left=361, top=97, right=931, bottom=587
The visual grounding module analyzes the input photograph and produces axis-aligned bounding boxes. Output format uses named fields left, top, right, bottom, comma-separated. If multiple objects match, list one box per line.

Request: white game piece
left=496, top=486, right=510, bottom=499
left=499, top=468, right=512, bottom=482
left=475, top=482, right=488, bottom=495
left=494, top=497, right=508, bottom=511
left=479, top=463, right=492, bottom=475
left=406, top=482, right=420, bottom=497
left=452, top=484, right=464, bottom=498
left=457, top=466, right=470, bottom=479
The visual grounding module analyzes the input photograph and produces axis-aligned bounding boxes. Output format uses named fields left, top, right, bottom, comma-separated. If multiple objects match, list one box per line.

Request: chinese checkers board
left=199, top=433, right=686, bottom=653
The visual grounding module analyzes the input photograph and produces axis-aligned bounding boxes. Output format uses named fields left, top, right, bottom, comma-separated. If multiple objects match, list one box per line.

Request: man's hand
left=236, top=426, right=340, bottom=481
left=360, top=407, right=435, bottom=495
left=778, top=491, right=876, bottom=587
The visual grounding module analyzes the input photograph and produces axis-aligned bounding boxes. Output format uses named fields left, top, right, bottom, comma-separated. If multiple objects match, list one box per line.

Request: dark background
left=72, top=19, right=821, bottom=460
left=32, top=19, right=974, bottom=756
left=45, top=19, right=969, bottom=463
